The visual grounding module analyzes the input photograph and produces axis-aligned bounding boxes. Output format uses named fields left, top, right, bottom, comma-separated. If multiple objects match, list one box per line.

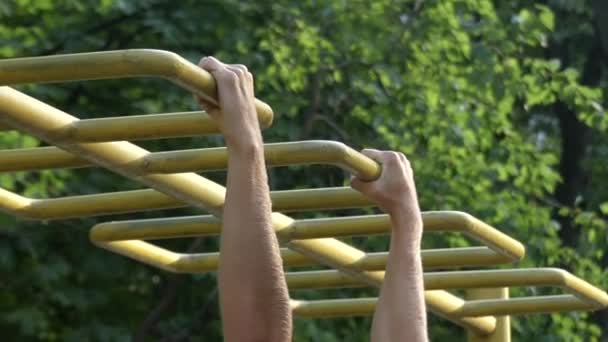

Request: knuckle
left=385, top=151, right=400, bottom=162
left=232, top=68, right=244, bottom=78
left=221, top=70, right=239, bottom=83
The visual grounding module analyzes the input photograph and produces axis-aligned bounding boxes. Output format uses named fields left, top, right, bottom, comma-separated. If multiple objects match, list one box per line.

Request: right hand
left=197, top=56, right=263, bottom=153
left=350, top=149, right=422, bottom=222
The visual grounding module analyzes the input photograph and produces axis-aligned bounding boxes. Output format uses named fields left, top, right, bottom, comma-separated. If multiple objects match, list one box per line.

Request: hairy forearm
left=371, top=212, right=427, bottom=342
left=219, top=145, right=292, bottom=341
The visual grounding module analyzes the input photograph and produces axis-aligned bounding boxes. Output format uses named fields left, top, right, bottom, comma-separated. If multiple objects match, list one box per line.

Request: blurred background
left=1, top=0, right=608, bottom=340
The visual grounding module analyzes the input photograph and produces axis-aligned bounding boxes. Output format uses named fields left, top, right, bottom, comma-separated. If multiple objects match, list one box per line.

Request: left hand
left=197, top=56, right=262, bottom=152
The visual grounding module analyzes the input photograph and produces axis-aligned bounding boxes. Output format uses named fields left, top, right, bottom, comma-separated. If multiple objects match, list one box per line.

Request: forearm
left=219, top=145, right=291, bottom=341
left=371, top=212, right=427, bottom=342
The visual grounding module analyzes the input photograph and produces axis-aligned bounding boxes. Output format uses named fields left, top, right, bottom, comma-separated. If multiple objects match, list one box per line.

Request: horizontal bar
left=291, top=291, right=496, bottom=334
left=285, top=269, right=608, bottom=309
left=89, top=211, right=525, bottom=264
left=0, top=49, right=273, bottom=125
left=290, top=294, right=601, bottom=319
left=358, top=247, right=511, bottom=270
left=0, top=187, right=372, bottom=220
left=0, top=111, right=272, bottom=151
left=88, top=211, right=522, bottom=271
left=429, top=269, right=608, bottom=307
left=0, top=86, right=492, bottom=332
left=0, top=141, right=381, bottom=181
left=291, top=297, right=379, bottom=318
left=459, top=295, right=596, bottom=316
left=90, top=245, right=509, bottom=272
left=281, top=213, right=525, bottom=260
left=141, top=141, right=380, bottom=179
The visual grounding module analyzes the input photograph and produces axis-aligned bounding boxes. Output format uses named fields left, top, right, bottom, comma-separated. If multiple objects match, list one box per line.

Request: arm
left=198, top=57, right=292, bottom=342
left=351, top=149, right=428, bottom=342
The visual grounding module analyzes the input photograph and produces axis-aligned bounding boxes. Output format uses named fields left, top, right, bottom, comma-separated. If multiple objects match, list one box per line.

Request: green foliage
left=1, top=0, right=608, bottom=340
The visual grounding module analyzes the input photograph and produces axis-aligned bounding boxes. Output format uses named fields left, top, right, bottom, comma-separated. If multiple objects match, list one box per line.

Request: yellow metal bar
left=0, top=49, right=273, bottom=126
left=0, top=188, right=31, bottom=214
left=290, top=293, right=497, bottom=334
left=0, top=141, right=381, bottom=180
left=291, top=293, right=604, bottom=319
left=280, top=213, right=525, bottom=260
left=270, top=187, right=373, bottom=212
left=89, top=212, right=524, bottom=265
left=0, top=87, right=493, bottom=333
left=139, top=141, right=380, bottom=179
left=426, top=269, right=608, bottom=307
left=467, top=288, right=510, bottom=342
left=291, top=298, right=379, bottom=318
left=0, top=111, right=273, bottom=153
left=0, top=146, right=90, bottom=171
left=0, top=187, right=371, bottom=220
left=283, top=269, right=608, bottom=309
left=85, top=245, right=509, bottom=272
left=459, top=294, right=595, bottom=316
left=358, top=247, right=511, bottom=270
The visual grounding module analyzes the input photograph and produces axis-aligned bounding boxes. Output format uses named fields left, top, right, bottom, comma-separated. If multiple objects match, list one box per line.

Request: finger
left=229, top=64, right=253, bottom=81
left=397, top=153, right=413, bottom=173
left=360, top=148, right=384, bottom=162
left=198, top=56, right=226, bottom=73
left=226, top=64, right=254, bottom=97
left=350, top=176, right=366, bottom=192
left=361, top=149, right=402, bottom=167
left=198, top=56, right=242, bottom=102
left=397, top=152, right=406, bottom=163
left=196, top=96, right=219, bottom=113
left=228, top=64, right=248, bottom=73
left=384, top=151, right=402, bottom=164
left=225, top=64, right=245, bottom=77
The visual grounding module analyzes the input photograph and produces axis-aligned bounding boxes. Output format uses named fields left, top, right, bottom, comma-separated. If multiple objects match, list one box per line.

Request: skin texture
left=198, top=56, right=292, bottom=342
left=199, top=57, right=427, bottom=341
left=351, top=150, right=428, bottom=342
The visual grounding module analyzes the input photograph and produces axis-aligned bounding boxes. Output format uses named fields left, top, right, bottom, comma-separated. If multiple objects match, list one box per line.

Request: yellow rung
left=0, top=140, right=381, bottom=180
left=285, top=268, right=608, bottom=309
left=290, top=294, right=598, bottom=318
left=0, top=49, right=273, bottom=126
left=88, top=211, right=524, bottom=270
left=0, top=111, right=273, bottom=149
left=0, top=186, right=373, bottom=220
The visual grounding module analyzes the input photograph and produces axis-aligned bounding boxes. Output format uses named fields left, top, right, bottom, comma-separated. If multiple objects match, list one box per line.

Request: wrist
left=387, top=203, right=422, bottom=225
left=226, top=138, right=265, bottom=162
left=225, top=130, right=264, bottom=156
left=389, top=208, right=423, bottom=248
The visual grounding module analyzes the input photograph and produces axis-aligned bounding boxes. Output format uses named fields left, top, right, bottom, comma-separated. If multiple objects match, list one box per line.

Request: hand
left=351, top=149, right=422, bottom=226
left=197, top=56, right=262, bottom=152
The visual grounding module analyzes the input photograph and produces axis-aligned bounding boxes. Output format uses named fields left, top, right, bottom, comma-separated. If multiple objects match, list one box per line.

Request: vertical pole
left=466, top=287, right=510, bottom=342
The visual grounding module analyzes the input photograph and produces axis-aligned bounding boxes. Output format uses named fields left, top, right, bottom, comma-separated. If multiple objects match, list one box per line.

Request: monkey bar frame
left=2, top=50, right=607, bottom=342
left=0, top=85, right=496, bottom=335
